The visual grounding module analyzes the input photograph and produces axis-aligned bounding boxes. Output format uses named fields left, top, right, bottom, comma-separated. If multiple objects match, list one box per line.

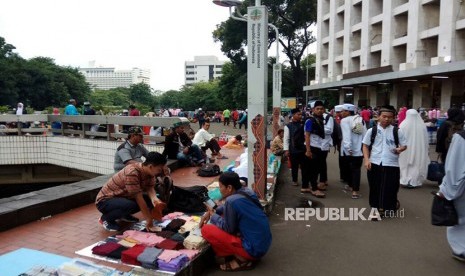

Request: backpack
left=197, top=163, right=221, bottom=177
left=445, top=121, right=464, bottom=152
left=369, top=124, right=399, bottom=152
left=351, top=115, right=365, bottom=134
left=167, top=186, right=208, bottom=213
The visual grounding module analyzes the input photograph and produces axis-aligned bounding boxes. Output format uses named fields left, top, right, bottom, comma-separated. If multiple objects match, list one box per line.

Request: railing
left=0, top=115, right=191, bottom=143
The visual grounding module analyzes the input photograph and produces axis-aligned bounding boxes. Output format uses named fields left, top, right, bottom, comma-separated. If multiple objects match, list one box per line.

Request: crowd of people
left=281, top=101, right=465, bottom=261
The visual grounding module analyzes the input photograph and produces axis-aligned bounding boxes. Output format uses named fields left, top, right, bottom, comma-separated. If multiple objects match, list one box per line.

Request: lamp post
left=213, top=0, right=269, bottom=200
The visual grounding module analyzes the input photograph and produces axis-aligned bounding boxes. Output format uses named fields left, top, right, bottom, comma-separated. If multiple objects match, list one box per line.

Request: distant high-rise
left=79, top=63, right=150, bottom=90
left=305, top=0, right=465, bottom=109
left=185, top=56, right=225, bottom=85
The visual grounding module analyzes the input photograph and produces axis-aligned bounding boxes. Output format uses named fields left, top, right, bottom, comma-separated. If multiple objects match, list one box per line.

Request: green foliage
left=212, top=0, right=317, bottom=101
left=0, top=36, right=92, bottom=110
left=0, top=106, right=10, bottom=114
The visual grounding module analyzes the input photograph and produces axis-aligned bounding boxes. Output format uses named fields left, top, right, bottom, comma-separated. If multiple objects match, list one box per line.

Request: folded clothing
left=170, top=232, right=187, bottom=242
left=156, top=239, right=184, bottom=250
left=157, top=249, right=183, bottom=262
left=137, top=247, right=163, bottom=269
left=178, top=249, right=200, bottom=260
left=121, top=244, right=146, bottom=266
left=151, top=202, right=167, bottom=221
left=107, top=246, right=129, bottom=259
left=162, top=212, right=184, bottom=221
left=157, top=254, right=189, bottom=273
left=164, top=218, right=186, bottom=232
left=92, top=242, right=122, bottom=256
left=183, top=234, right=207, bottom=250
left=155, top=230, right=176, bottom=239
left=116, top=230, right=165, bottom=247
left=179, top=221, right=199, bottom=234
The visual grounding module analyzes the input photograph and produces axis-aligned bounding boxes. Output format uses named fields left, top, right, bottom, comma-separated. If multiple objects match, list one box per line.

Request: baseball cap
left=128, top=126, right=143, bottom=136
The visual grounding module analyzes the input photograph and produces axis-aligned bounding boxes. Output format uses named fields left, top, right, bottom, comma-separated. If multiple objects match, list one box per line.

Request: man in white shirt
left=362, top=106, right=407, bottom=213
left=340, top=104, right=366, bottom=199
left=192, top=119, right=226, bottom=159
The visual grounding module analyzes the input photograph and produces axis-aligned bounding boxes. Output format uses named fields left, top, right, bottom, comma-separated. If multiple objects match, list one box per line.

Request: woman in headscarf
left=436, top=108, right=465, bottom=163
left=399, top=109, right=429, bottom=188
left=397, top=106, right=407, bottom=126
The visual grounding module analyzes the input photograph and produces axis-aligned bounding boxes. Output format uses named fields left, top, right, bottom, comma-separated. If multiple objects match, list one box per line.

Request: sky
left=0, top=0, right=233, bottom=91
left=0, top=0, right=316, bottom=92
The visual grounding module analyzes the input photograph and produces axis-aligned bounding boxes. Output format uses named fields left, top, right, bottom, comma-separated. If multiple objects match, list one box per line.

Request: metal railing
left=0, top=115, right=190, bottom=143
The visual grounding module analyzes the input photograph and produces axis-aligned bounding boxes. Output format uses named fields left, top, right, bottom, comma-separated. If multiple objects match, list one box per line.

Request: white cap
left=198, top=108, right=202, bottom=111
left=342, top=104, right=356, bottom=112
left=334, top=105, right=344, bottom=112
left=245, top=109, right=248, bottom=112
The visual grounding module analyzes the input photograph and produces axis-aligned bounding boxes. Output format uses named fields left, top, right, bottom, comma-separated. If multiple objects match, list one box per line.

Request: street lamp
left=213, top=0, right=269, bottom=200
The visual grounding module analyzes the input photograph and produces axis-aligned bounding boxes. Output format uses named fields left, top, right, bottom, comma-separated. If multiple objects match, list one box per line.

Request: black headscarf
left=447, top=108, right=465, bottom=124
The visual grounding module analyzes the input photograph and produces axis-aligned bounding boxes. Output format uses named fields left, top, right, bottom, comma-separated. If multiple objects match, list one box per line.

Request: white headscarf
left=399, top=109, right=430, bottom=186
left=16, top=103, right=24, bottom=115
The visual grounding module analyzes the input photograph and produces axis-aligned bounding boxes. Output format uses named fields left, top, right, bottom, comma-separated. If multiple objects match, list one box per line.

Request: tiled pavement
left=0, top=147, right=244, bottom=273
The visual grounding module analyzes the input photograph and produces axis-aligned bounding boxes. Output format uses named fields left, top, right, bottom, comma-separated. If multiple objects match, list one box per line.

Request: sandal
left=311, top=190, right=326, bottom=198
left=300, top=188, right=312, bottom=193
left=317, top=183, right=327, bottom=191
left=220, top=257, right=255, bottom=272
left=351, top=193, right=361, bottom=199
left=217, top=155, right=229, bottom=159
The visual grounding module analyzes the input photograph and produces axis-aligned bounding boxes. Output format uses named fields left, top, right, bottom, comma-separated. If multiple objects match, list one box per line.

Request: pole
left=247, top=4, right=268, bottom=200
left=270, top=23, right=281, bottom=139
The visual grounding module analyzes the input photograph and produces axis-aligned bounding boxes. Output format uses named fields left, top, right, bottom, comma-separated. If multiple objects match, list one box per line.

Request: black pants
left=367, top=164, right=400, bottom=211
left=201, top=139, right=222, bottom=155
left=338, top=151, right=345, bottom=181
left=319, top=150, right=329, bottom=183
left=307, top=147, right=327, bottom=191
left=223, top=117, right=230, bottom=126
left=97, top=194, right=153, bottom=223
left=346, top=156, right=363, bottom=192
left=340, top=155, right=351, bottom=183
left=289, top=151, right=309, bottom=188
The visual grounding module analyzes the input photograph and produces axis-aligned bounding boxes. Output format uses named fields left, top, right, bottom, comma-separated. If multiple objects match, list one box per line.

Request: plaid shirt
left=96, top=163, right=155, bottom=204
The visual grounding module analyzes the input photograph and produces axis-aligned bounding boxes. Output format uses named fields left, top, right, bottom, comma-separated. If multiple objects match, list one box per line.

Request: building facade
left=79, top=66, right=150, bottom=90
left=305, top=0, right=465, bottom=111
left=184, top=56, right=225, bottom=85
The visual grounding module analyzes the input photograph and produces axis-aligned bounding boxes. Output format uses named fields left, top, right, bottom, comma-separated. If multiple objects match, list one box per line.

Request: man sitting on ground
left=96, top=152, right=168, bottom=232
left=200, top=172, right=272, bottom=271
left=193, top=119, right=228, bottom=159
left=163, top=121, right=205, bottom=166
left=114, top=126, right=149, bottom=172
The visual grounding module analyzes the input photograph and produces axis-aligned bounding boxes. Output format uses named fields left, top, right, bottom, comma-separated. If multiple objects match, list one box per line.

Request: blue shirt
left=64, top=104, right=79, bottom=115
left=210, top=187, right=272, bottom=258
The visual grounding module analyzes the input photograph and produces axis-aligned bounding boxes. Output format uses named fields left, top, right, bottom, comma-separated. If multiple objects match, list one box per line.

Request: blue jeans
left=176, top=144, right=204, bottom=165
left=96, top=194, right=153, bottom=223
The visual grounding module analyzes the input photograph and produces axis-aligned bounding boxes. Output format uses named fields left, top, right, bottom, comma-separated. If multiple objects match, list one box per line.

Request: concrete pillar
left=339, top=90, right=345, bottom=104
left=441, top=79, right=452, bottom=111
left=412, top=85, right=423, bottom=110
left=369, top=87, right=377, bottom=108
left=353, top=89, right=360, bottom=108
left=390, top=86, right=398, bottom=109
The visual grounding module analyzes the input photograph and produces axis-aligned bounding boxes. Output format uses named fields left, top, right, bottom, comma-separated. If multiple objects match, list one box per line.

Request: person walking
left=362, top=106, right=407, bottom=214
left=438, top=130, right=465, bottom=262
left=283, top=108, right=308, bottom=188
left=340, top=104, right=366, bottom=199
left=223, top=108, right=231, bottom=126
left=436, top=107, right=465, bottom=163
left=399, top=109, right=429, bottom=188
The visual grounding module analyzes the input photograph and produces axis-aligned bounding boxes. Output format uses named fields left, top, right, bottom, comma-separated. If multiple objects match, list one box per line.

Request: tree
left=213, top=0, right=317, bottom=103
left=129, top=83, right=154, bottom=107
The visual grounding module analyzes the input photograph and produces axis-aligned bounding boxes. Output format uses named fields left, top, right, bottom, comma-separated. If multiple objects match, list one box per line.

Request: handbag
left=431, top=192, right=458, bottom=226
left=427, top=161, right=445, bottom=182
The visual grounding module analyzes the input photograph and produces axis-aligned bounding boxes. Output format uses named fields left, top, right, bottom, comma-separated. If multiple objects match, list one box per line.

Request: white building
left=184, top=56, right=225, bottom=85
left=79, top=65, right=150, bottom=90
left=305, top=0, right=465, bottom=110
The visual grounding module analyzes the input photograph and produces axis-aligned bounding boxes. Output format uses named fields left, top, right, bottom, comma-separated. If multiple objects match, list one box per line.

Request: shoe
left=452, top=252, right=465, bottom=262
left=317, top=183, right=327, bottom=191
left=343, top=185, right=352, bottom=192
left=311, top=190, right=326, bottom=198
left=351, top=193, right=361, bottom=199
left=99, top=218, right=120, bottom=232
left=120, top=214, right=139, bottom=223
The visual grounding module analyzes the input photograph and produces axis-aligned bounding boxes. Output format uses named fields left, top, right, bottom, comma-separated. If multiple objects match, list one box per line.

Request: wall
left=0, top=136, right=163, bottom=175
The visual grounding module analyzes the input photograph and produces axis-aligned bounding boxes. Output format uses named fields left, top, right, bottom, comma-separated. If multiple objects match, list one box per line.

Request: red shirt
left=361, top=110, right=371, bottom=122
left=130, top=109, right=140, bottom=116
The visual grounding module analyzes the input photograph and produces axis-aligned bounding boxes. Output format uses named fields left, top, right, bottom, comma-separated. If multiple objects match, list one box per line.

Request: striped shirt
left=96, top=163, right=155, bottom=204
